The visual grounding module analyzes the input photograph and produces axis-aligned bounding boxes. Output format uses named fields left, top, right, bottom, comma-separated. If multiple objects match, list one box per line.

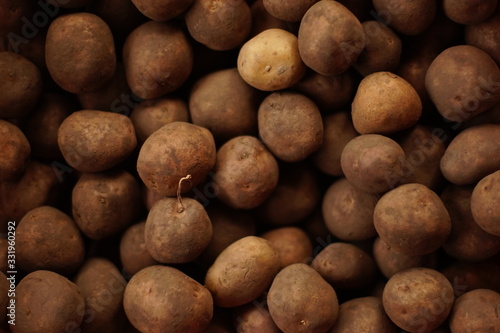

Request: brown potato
left=374, top=183, right=451, bottom=256
left=137, top=121, right=216, bottom=197
left=124, top=265, right=213, bottom=333
left=233, top=297, right=281, bottom=333
left=311, top=242, right=377, bottom=289
left=120, top=221, right=159, bottom=276
left=185, top=0, right=251, bottom=51
left=58, top=110, right=137, bottom=173
left=205, top=236, right=280, bottom=308
left=441, top=260, right=500, bottom=295
left=298, top=0, right=365, bottom=76
left=123, top=21, right=193, bottom=99
left=322, top=177, right=378, bottom=241
left=13, top=270, right=85, bottom=333
left=443, top=0, right=498, bottom=25
left=46, top=0, right=95, bottom=7
left=0, top=120, right=30, bottom=181
left=351, top=72, right=422, bottom=134
left=0, top=51, right=42, bottom=118
left=72, top=169, right=142, bottom=240
left=250, top=0, right=288, bottom=37
left=130, top=0, right=193, bottom=21
left=440, top=124, right=500, bottom=185
left=261, top=227, right=313, bottom=268
left=267, top=263, right=339, bottom=333
left=465, top=5, right=500, bottom=64
left=258, top=91, right=323, bottom=162
left=237, top=28, right=307, bottom=91
left=340, top=134, right=406, bottom=193
left=471, top=170, right=500, bottom=236
left=213, top=136, right=279, bottom=210
left=425, top=45, right=500, bottom=122
left=45, top=13, right=116, bottom=93
left=449, top=289, right=500, bottom=333
left=263, top=0, right=319, bottom=22
left=372, top=0, right=437, bottom=35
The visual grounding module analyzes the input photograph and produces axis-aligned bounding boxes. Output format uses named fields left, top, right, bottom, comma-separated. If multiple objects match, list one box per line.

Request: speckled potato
left=267, top=263, right=339, bottom=333
left=0, top=120, right=30, bottom=181
left=261, top=227, right=313, bottom=268
left=449, top=289, right=500, bottom=333
left=123, top=265, right=213, bottom=333
left=45, top=13, right=116, bottom=93
left=58, top=110, right=137, bottom=173
left=471, top=170, right=500, bottom=236
left=237, top=28, right=306, bottom=91
left=372, top=0, right=437, bottom=35
left=205, top=236, right=280, bottom=307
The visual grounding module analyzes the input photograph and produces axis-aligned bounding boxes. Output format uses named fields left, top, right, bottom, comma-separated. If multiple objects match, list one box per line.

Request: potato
left=233, top=297, right=281, bottom=333
left=130, top=0, right=193, bottom=21
left=258, top=92, right=323, bottom=162
left=340, top=134, right=406, bottom=193
left=213, top=136, right=279, bottom=210
left=425, top=45, right=500, bottom=122
left=145, top=196, right=212, bottom=264
left=124, top=265, right=213, bottom=333
left=267, top=263, right=339, bottom=333
left=374, top=183, right=451, bottom=256
left=13, top=270, right=85, bottom=333
left=351, top=72, right=422, bottom=134
left=372, top=0, right=437, bottom=35
left=205, top=236, right=280, bottom=307
left=311, top=242, right=377, bottom=289
left=189, top=68, right=260, bottom=142
left=465, top=5, right=500, bottom=64
left=185, top=0, right=251, bottom=51
left=256, top=162, right=321, bottom=226
left=72, top=169, right=142, bottom=240
left=322, top=177, right=378, bottom=241
left=0, top=52, right=42, bottom=118
left=382, top=268, right=454, bottom=333
left=441, top=184, right=500, bottom=262
left=329, top=297, right=398, bottom=333
left=261, top=227, right=313, bottom=268
left=471, top=170, right=500, bottom=236
left=353, top=21, right=402, bottom=77
left=298, top=0, right=365, bottom=76
left=263, top=0, right=318, bottom=22
left=58, top=110, right=137, bottom=173
left=137, top=121, right=216, bottom=197
left=123, top=21, right=193, bottom=99
left=443, top=0, right=498, bottom=25
left=130, top=96, right=189, bottom=143
left=373, top=237, right=437, bottom=279
left=250, top=0, right=288, bottom=37
left=440, top=124, right=500, bottom=185
left=17, top=206, right=85, bottom=275
left=237, top=28, right=306, bottom=91
left=440, top=260, right=500, bottom=295
left=449, top=289, right=500, bottom=333
left=120, top=221, right=159, bottom=276
left=74, top=257, right=129, bottom=333
left=45, top=13, right=116, bottom=93
left=0, top=120, right=30, bottom=181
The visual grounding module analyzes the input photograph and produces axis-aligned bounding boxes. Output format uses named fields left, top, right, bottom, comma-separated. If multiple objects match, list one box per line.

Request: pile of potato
left=1, top=0, right=500, bottom=332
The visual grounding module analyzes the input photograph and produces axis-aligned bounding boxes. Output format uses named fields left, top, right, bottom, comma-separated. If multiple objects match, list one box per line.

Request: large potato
left=372, top=0, right=436, bottom=35
left=471, top=170, right=500, bottom=236
left=449, top=289, right=500, bottom=333
left=443, top=0, right=498, bottom=25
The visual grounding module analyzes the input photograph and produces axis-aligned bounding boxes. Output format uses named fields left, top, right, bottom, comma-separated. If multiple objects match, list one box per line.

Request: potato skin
left=0, top=120, right=30, bottom=181
left=233, top=298, right=281, bottom=333
left=263, top=0, right=319, bottom=22
left=205, top=236, right=280, bottom=308
left=471, top=170, right=500, bottom=236
left=372, top=0, right=436, bottom=35
left=449, top=289, right=500, bottom=333
left=124, top=265, right=213, bottom=333
left=465, top=6, right=500, bottom=64
left=261, top=227, right=313, bottom=268
left=58, top=110, right=137, bottom=173
left=267, top=263, right=339, bottom=333
left=45, top=13, right=116, bottom=93
left=443, top=0, right=498, bottom=25
left=120, top=221, right=159, bottom=276
left=131, top=0, right=193, bottom=21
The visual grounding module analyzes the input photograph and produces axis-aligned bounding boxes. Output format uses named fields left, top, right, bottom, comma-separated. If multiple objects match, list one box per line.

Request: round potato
left=372, top=0, right=437, bottom=35
left=205, top=236, right=280, bottom=308
left=261, top=227, right=313, bottom=268
left=233, top=298, right=281, bottom=333
left=263, top=0, right=318, bottom=22
left=449, top=289, right=500, bottom=333
left=471, top=170, right=500, bottom=236
left=0, top=120, right=30, bottom=181
left=443, top=0, right=498, bottom=25
left=465, top=6, right=500, bottom=64
left=120, top=221, right=159, bottom=276
left=130, top=0, right=193, bottom=21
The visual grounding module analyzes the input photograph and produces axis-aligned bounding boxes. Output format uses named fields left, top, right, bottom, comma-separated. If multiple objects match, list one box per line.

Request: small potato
left=443, top=0, right=498, bottom=25
left=58, top=110, right=137, bottom=173
left=425, top=45, right=500, bottom=122
left=261, top=227, right=313, bottom=268
left=120, top=221, right=159, bottom=276
left=258, top=92, right=323, bottom=162
left=340, top=134, right=406, bottom=193
left=0, top=120, right=30, bottom=181
left=440, top=124, right=500, bottom=185
left=449, top=289, right=500, bottom=333
left=45, top=13, right=116, bottom=93
left=267, top=263, right=339, bottom=333
left=137, top=121, right=216, bottom=197
left=205, top=236, right=280, bottom=307
left=13, top=270, right=85, bottom=333
left=382, top=268, right=454, bottom=333
left=471, top=170, right=500, bottom=236
left=130, top=0, right=193, bottom=21
left=311, top=242, right=377, bottom=289
left=372, top=0, right=437, bottom=35
left=465, top=6, right=500, bottom=64
left=233, top=298, right=281, bottom=333
left=329, top=297, right=398, bottom=333
left=237, top=28, right=306, bottom=91
left=185, top=0, right=251, bottom=51
left=263, top=0, right=318, bottom=22
left=250, top=0, right=288, bottom=37
left=124, top=265, right=213, bottom=333
left=441, top=260, right=500, bottom=295
left=351, top=72, right=422, bottom=134
left=374, top=183, right=451, bottom=256
left=322, top=177, right=378, bottom=241
left=213, top=136, right=279, bottom=210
